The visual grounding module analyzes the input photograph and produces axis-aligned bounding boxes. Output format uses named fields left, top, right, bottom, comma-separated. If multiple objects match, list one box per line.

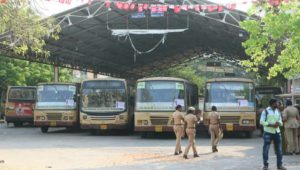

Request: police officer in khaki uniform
left=283, top=100, right=300, bottom=155
left=183, top=106, right=199, bottom=159
left=209, top=106, right=221, bottom=152
left=172, top=105, right=184, bottom=155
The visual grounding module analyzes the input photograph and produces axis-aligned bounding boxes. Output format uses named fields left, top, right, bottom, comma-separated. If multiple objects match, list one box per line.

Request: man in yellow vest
left=260, top=99, right=286, bottom=170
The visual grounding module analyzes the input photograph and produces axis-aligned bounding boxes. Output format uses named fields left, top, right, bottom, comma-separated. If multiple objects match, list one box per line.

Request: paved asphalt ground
left=0, top=123, right=300, bottom=170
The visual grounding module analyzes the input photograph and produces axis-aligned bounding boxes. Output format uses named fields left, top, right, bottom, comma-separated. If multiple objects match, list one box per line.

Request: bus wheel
left=14, top=122, right=22, bottom=127
left=41, top=127, right=49, bottom=133
left=245, top=131, right=253, bottom=138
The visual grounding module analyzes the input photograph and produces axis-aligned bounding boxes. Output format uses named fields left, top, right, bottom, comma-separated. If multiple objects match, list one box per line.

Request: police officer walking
left=183, top=106, right=199, bottom=159
left=209, top=106, right=221, bottom=152
left=283, top=100, right=300, bottom=155
left=172, top=105, right=184, bottom=155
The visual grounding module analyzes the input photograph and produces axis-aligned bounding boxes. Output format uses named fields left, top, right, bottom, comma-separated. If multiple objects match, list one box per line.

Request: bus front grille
left=90, top=116, right=115, bottom=121
left=150, top=117, right=169, bottom=125
left=47, top=113, right=62, bottom=120
left=220, top=116, right=240, bottom=124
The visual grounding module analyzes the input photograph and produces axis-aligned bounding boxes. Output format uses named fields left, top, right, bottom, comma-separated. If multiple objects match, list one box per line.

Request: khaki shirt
left=172, top=110, right=184, bottom=125
left=209, top=111, right=220, bottom=125
left=184, top=114, right=197, bottom=128
left=283, top=106, right=299, bottom=128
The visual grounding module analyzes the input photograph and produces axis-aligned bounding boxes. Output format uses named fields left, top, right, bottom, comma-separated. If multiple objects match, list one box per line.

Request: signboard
left=293, top=78, right=300, bottom=93
left=116, top=101, right=125, bottom=109
left=206, top=62, right=221, bottom=67
left=198, top=65, right=234, bottom=73
left=151, top=12, right=164, bottom=17
left=137, top=82, right=145, bottom=89
left=255, top=87, right=282, bottom=95
left=131, top=12, right=146, bottom=19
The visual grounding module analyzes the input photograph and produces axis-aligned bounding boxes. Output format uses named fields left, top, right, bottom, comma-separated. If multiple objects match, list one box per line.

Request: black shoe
left=263, top=166, right=268, bottom=170
left=212, top=146, right=218, bottom=153
left=295, top=152, right=300, bottom=155
left=183, top=155, right=188, bottom=159
left=277, top=166, right=286, bottom=170
left=194, top=154, right=199, bottom=158
left=179, top=150, right=182, bottom=154
left=174, top=152, right=179, bottom=155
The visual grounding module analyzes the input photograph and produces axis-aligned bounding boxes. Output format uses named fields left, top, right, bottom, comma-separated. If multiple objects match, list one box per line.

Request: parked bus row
left=1, top=77, right=259, bottom=137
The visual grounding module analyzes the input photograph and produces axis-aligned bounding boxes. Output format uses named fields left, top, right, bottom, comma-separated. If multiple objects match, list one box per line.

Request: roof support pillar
left=54, top=65, right=59, bottom=82
left=54, top=56, right=59, bottom=82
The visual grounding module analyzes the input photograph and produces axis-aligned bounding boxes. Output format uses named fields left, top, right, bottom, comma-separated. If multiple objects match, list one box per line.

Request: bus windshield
left=36, top=85, right=76, bottom=109
left=81, top=80, right=126, bottom=112
left=205, top=82, right=255, bottom=111
left=136, top=81, right=185, bottom=111
left=8, top=87, right=36, bottom=102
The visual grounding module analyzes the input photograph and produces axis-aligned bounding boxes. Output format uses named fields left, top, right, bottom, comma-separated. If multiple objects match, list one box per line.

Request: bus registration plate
left=226, top=123, right=233, bottom=131
left=155, top=125, right=162, bottom=132
left=100, top=124, right=107, bottom=130
left=50, top=121, right=56, bottom=126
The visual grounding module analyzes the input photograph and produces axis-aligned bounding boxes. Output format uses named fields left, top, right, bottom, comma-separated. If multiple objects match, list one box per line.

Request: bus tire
left=245, top=131, right=253, bottom=138
left=14, top=122, right=22, bottom=127
left=41, top=127, right=49, bottom=133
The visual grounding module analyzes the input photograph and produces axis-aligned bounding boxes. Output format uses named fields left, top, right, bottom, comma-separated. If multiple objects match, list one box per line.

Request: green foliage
left=0, top=55, right=72, bottom=91
left=241, top=1, right=300, bottom=79
left=0, top=0, right=60, bottom=56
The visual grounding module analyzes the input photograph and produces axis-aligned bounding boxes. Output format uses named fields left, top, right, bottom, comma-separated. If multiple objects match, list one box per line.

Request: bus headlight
left=36, top=116, right=40, bottom=120
left=69, top=116, right=73, bottom=120
left=137, top=120, right=142, bottom=125
left=82, top=115, right=87, bottom=120
left=119, top=115, right=124, bottom=120
left=41, top=116, right=45, bottom=120
left=242, top=119, right=254, bottom=124
left=63, top=116, right=68, bottom=120
left=142, top=120, right=148, bottom=125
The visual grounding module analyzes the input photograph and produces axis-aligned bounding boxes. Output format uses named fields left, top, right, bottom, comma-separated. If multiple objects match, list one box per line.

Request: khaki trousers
left=184, top=129, right=197, bottom=155
left=173, top=125, right=184, bottom=153
left=285, top=128, right=299, bottom=153
left=209, top=124, right=220, bottom=147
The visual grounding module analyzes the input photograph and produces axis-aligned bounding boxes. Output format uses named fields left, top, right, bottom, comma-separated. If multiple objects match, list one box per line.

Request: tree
left=0, top=0, right=60, bottom=56
left=0, top=55, right=72, bottom=92
left=240, top=1, right=300, bottom=79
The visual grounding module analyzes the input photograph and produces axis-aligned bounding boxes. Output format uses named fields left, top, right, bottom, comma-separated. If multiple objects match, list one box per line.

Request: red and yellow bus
left=5, top=86, right=36, bottom=127
left=34, top=83, right=80, bottom=133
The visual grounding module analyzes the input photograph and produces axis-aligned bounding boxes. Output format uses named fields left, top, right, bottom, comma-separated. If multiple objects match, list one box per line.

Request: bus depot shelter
left=277, top=75, right=300, bottom=106
left=0, top=0, right=252, bottom=79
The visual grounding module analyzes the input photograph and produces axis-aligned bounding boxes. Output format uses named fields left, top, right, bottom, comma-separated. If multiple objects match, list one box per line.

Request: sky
left=37, top=0, right=252, bottom=16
